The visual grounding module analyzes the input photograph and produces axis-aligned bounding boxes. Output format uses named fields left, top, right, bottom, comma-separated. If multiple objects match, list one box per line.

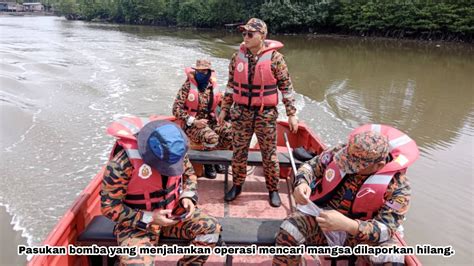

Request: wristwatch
left=137, top=211, right=153, bottom=230
left=186, top=116, right=195, bottom=127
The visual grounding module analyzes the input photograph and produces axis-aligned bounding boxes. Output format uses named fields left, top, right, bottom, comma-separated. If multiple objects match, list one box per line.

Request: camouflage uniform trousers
left=273, top=211, right=406, bottom=266
left=230, top=104, right=279, bottom=191
left=115, top=207, right=221, bottom=266
left=184, top=120, right=232, bottom=150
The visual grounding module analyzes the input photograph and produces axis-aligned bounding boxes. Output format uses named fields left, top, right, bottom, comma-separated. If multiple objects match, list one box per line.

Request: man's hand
left=288, top=115, right=298, bottom=133
left=180, top=198, right=196, bottom=220
left=316, top=210, right=359, bottom=234
left=293, top=182, right=311, bottom=205
left=194, top=119, right=208, bottom=129
left=151, top=209, right=179, bottom=226
left=217, top=110, right=227, bottom=125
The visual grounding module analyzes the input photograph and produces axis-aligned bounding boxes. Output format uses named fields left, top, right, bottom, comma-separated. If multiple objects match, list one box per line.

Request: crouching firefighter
left=273, top=124, right=419, bottom=265
left=172, top=59, right=232, bottom=179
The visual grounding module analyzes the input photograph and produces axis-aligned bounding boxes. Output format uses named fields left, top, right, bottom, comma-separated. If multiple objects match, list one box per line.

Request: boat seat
left=188, top=149, right=303, bottom=167
left=76, top=215, right=190, bottom=266
left=76, top=215, right=116, bottom=246
left=77, top=215, right=283, bottom=265
left=76, top=215, right=190, bottom=246
left=219, top=217, right=282, bottom=246
left=77, top=215, right=282, bottom=246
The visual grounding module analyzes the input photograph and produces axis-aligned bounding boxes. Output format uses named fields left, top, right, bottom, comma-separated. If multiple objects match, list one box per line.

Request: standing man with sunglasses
left=218, top=18, right=298, bottom=207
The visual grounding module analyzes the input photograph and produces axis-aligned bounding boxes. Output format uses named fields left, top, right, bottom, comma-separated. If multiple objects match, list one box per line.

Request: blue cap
left=137, top=120, right=188, bottom=176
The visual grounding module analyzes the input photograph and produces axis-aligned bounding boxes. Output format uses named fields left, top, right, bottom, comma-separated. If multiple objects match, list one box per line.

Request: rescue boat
left=28, top=115, right=421, bottom=266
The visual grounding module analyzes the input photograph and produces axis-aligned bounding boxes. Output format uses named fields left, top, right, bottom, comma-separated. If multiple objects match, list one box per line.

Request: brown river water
left=0, top=16, right=472, bottom=265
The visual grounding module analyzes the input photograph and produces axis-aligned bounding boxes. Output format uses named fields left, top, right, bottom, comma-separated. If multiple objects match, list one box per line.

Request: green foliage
left=333, top=0, right=474, bottom=39
left=50, top=0, right=474, bottom=41
left=48, top=0, right=77, bottom=16
left=259, top=0, right=340, bottom=32
left=177, top=0, right=212, bottom=27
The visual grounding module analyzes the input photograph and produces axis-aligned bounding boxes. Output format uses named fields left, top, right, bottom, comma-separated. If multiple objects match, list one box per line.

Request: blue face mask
left=195, top=71, right=211, bottom=91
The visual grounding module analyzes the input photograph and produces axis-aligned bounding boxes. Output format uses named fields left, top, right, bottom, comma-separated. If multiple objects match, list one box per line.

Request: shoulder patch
left=385, top=198, right=404, bottom=211
left=321, top=152, right=332, bottom=165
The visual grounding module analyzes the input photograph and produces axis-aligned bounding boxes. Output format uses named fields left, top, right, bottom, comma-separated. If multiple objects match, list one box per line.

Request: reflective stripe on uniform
left=364, top=174, right=392, bottom=185
left=282, top=89, right=295, bottom=99
left=195, top=233, right=219, bottom=243
left=280, top=220, right=305, bottom=244
left=179, top=191, right=196, bottom=200
left=396, top=224, right=405, bottom=238
left=369, top=253, right=405, bottom=264
left=301, top=163, right=314, bottom=176
left=203, top=142, right=218, bottom=148
left=376, top=221, right=390, bottom=243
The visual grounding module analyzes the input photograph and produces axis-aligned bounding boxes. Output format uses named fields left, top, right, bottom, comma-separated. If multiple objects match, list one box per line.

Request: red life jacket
left=107, top=116, right=181, bottom=211
left=232, top=40, right=283, bottom=108
left=184, top=67, right=220, bottom=117
left=309, top=124, right=419, bottom=220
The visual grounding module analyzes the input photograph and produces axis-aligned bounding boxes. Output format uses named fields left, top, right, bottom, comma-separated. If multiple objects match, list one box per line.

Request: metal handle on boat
left=284, top=132, right=298, bottom=178
left=284, top=132, right=298, bottom=212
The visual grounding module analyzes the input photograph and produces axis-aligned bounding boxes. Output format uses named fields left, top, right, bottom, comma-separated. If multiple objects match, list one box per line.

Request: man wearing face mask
left=218, top=18, right=298, bottom=207
left=173, top=59, right=232, bottom=179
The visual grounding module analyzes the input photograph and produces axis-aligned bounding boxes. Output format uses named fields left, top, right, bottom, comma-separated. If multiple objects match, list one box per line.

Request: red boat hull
left=29, top=116, right=421, bottom=266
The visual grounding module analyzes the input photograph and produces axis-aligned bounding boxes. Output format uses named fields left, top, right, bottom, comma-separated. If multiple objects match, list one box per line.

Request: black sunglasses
left=242, top=31, right=257, bottom=38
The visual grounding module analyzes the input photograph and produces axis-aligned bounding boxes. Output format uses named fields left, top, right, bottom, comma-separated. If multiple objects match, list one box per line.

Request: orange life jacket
left=184, top=67, right=220, bottom=117
left=310, top=124, right=419, bottom=220
left=107, top=116, right=181, bottom=211
left=232, top=40, right=283, bottom=109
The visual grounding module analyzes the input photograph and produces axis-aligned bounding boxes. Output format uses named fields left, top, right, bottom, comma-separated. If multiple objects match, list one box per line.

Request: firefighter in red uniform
left=101, top=117, right=221, bottom=265
left=273, top=124, right=419, bottom=265
left=173, top=59, right=232, bottom=179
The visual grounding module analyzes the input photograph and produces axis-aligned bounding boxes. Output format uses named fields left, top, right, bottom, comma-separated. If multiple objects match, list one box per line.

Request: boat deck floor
left=154, top=167, right=318, bottom=265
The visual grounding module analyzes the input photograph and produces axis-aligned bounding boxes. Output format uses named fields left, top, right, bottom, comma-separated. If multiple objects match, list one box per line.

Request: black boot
left=269, top=191, right=281, bottom=207
left=204, top=164, right=217, bottom=179
left=224, top=185, right=242, bottom=202
left=214, top=164, right=227, bottom=174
